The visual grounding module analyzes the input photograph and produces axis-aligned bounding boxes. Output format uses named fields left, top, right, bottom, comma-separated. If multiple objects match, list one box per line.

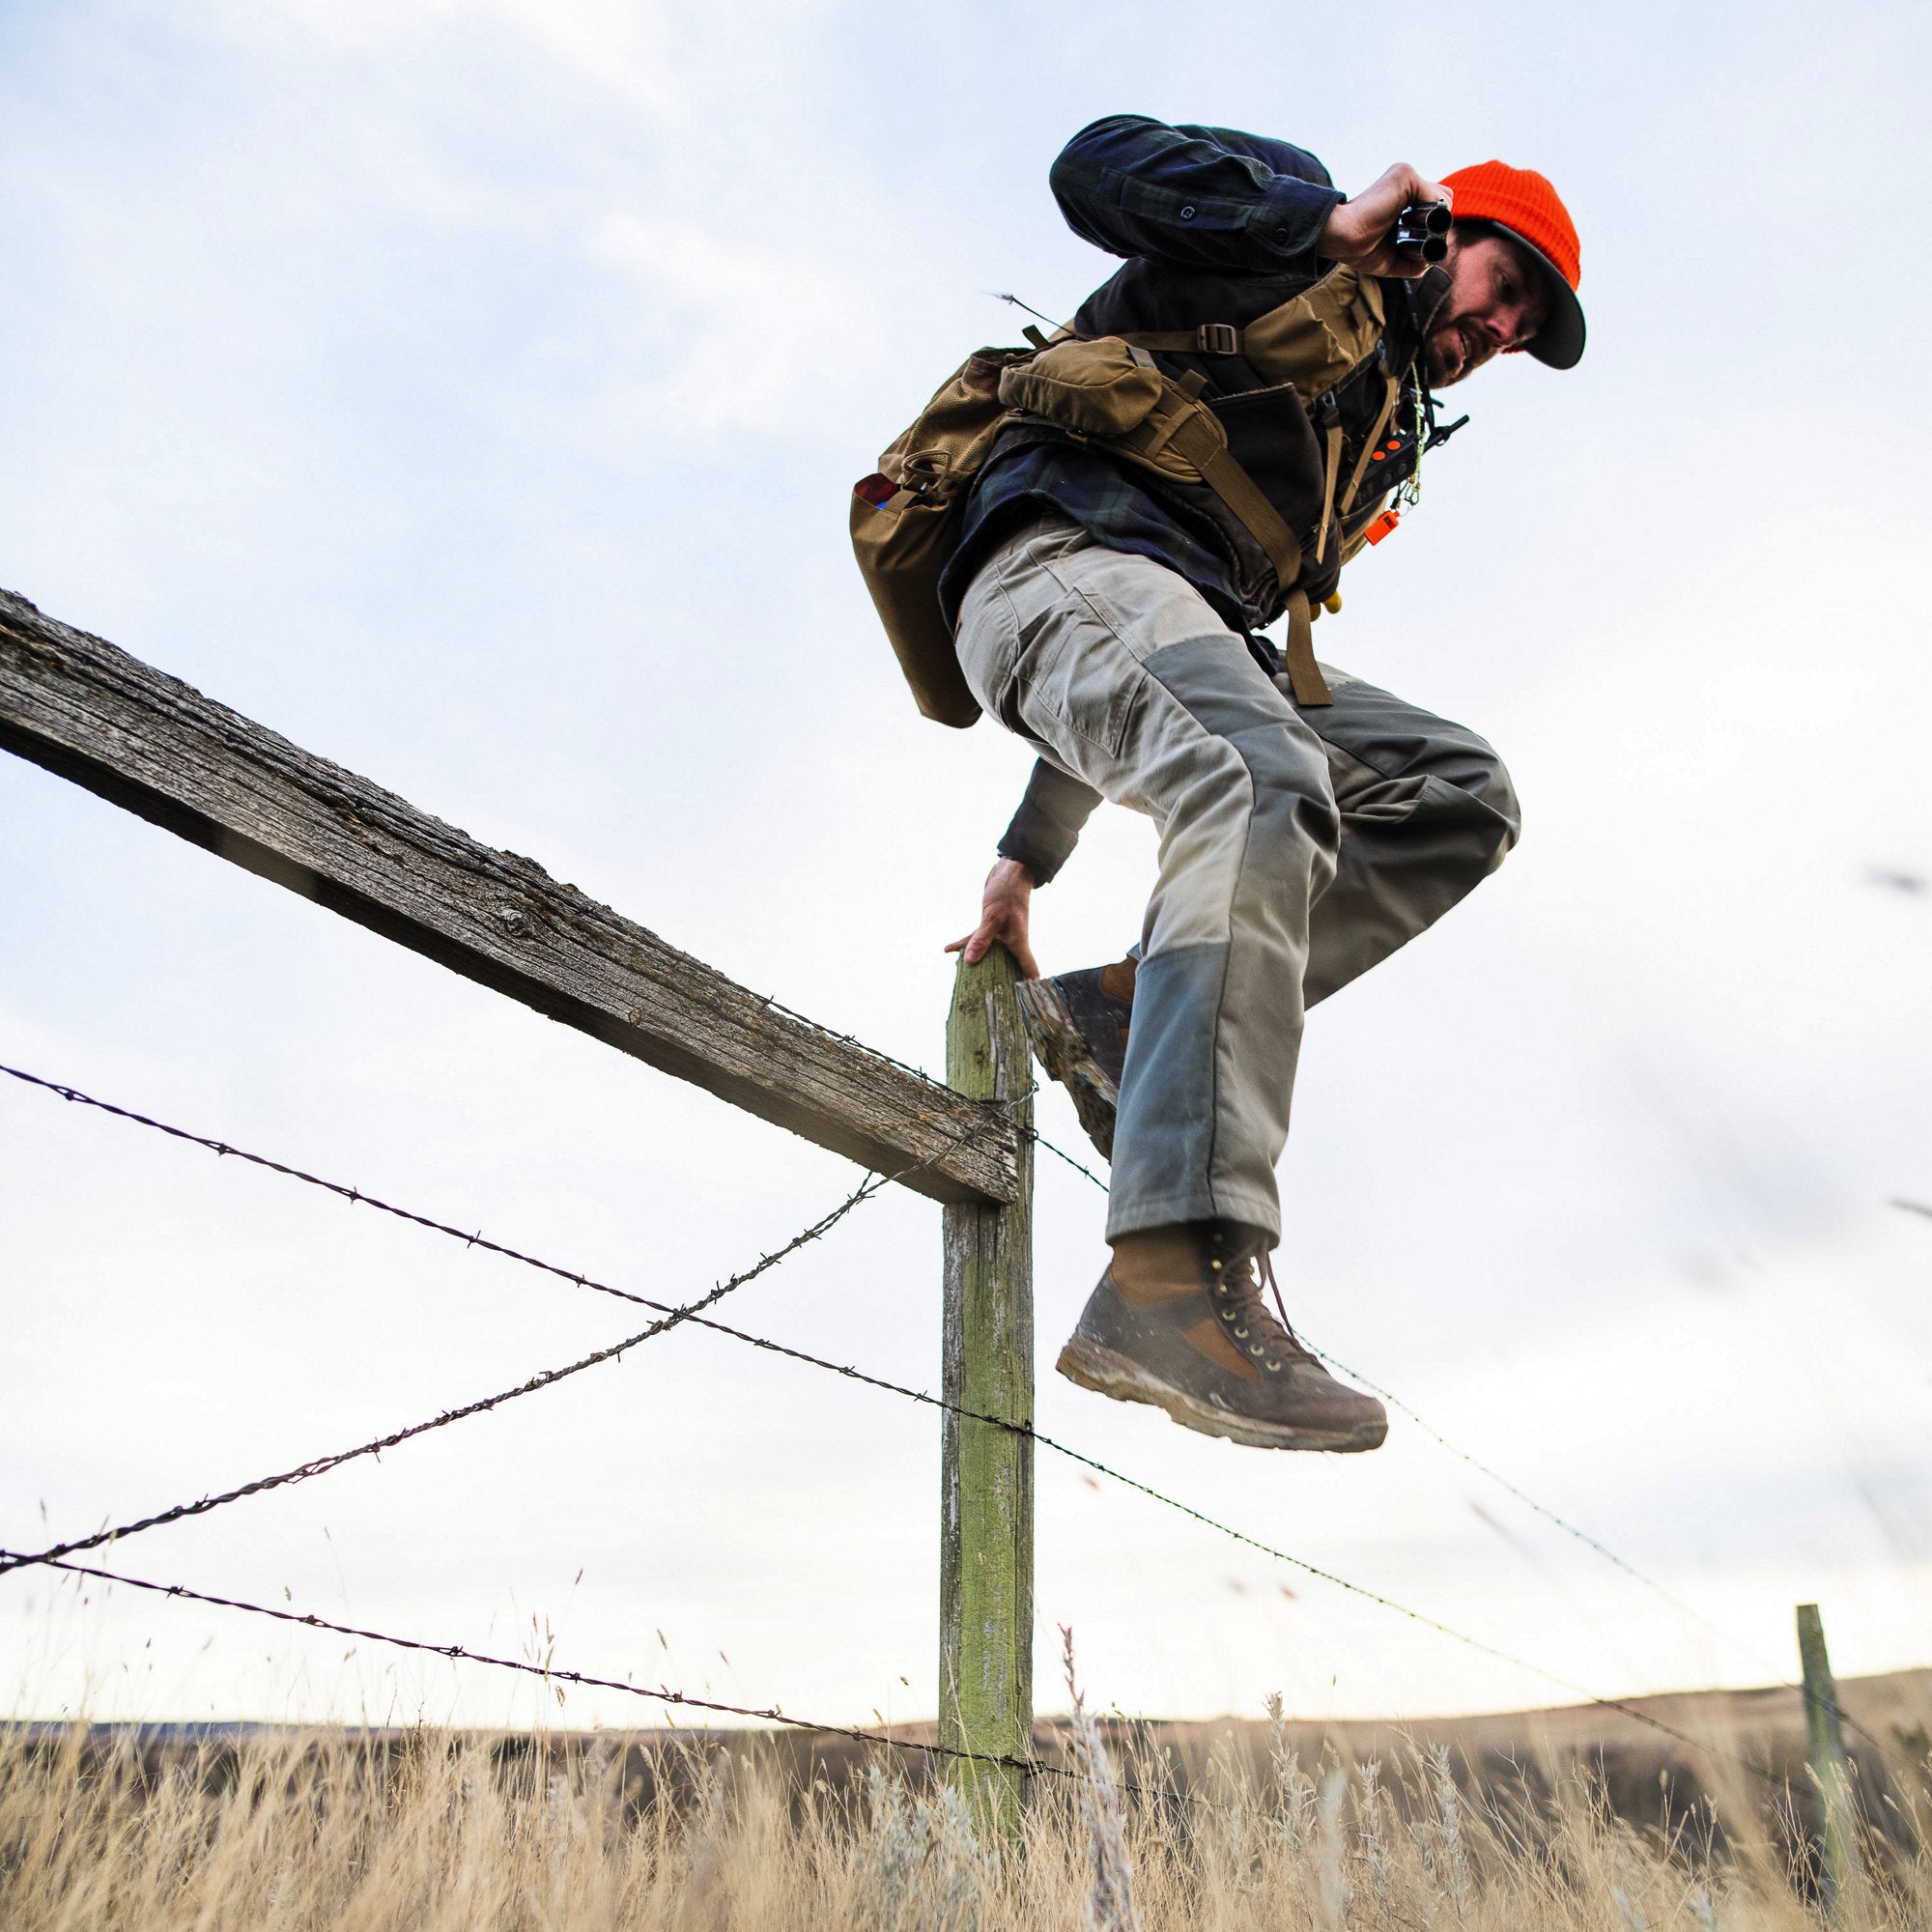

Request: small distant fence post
left=1796, top=1602, right=1861, bottom=1919
left=940, top=947, right=1035, bottom=1840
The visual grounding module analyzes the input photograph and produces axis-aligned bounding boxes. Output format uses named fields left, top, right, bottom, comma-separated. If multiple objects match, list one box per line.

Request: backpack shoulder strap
left=1113, top=323, right=1248, bottom=357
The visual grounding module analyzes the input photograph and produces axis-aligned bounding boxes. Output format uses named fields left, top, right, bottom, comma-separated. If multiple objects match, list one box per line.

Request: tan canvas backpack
left=850, top=267, right=1402, bottom=727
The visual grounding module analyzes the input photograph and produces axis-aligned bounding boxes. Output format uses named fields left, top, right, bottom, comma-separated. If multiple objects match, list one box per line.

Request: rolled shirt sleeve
left=1048, top=113, right=1344, bottom=273
left=998, top=759, right=1105, bottom=885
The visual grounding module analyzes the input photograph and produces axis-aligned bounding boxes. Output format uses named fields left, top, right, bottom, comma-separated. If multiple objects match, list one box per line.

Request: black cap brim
left=1492, top=224, right=1586, bottom=369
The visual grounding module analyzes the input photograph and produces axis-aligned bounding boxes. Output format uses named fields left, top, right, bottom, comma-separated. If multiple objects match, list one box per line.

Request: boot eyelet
left=1248, top=1343, right=1264, bottom=1357
left=1264, top=1358, right=1281, bottom=1371
left=1233, top=1325, right=1249, bottom=1338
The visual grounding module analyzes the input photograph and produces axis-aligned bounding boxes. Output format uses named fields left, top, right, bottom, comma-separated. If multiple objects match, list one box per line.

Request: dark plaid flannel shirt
left=935, top=114, right=1346, bottom=639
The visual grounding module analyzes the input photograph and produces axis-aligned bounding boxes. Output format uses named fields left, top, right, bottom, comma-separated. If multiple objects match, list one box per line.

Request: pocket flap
left=997, top=337, right=1164, bottom=438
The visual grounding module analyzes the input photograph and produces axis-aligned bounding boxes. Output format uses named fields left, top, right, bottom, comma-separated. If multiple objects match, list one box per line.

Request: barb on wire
left=14, top=1551, right=1057, bottom=1779
left=1032, top=1125, right=1110, bottom=1192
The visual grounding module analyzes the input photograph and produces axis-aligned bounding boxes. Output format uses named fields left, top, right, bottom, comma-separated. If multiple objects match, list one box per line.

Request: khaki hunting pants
left=954, top=514, right=1520, bottom=1245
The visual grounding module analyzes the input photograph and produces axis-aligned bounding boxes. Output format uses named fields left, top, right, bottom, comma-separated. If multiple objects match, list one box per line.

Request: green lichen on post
left=940, top=946, right=1035, bottom=1843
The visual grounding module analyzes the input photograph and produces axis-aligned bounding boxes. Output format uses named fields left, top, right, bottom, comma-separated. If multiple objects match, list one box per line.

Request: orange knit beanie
left=1439, top=160, right=1585, bottom=368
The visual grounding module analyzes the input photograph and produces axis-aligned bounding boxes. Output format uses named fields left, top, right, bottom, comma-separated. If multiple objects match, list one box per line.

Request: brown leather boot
left=1056, top=1223, right=1387, bottom=1452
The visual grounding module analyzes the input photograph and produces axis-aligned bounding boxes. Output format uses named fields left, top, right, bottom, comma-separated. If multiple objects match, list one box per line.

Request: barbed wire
left=0, top=1064, right=1779, bottom=1769
left=0, top=1061, right=782, bottom=1320
left=8, top=1022, right=1890, bottom=1744
left=753, top=992, right=943, bottom=1089
left=13, top=1551, right=1065, bottom=1781
left=6, top=1063, right=1862, bottom=1768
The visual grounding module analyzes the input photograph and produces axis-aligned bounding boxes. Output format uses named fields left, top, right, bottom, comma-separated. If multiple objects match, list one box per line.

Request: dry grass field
left=7, top=1668, right=1932, bottom=1932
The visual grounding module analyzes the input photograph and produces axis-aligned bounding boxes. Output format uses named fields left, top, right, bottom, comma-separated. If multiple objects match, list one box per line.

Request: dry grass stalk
left=1060, top=1625, right=1142, bottom=1932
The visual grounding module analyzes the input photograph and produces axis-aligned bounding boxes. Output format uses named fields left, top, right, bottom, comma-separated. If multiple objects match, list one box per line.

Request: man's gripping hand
left=1320, top=163, right=1453, bottom=278
left=946, top=858, right=1040, bottom=980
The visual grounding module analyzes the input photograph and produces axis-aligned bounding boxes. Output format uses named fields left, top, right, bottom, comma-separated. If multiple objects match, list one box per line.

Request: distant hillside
left=28, top=1664, right=1931, bottom=1847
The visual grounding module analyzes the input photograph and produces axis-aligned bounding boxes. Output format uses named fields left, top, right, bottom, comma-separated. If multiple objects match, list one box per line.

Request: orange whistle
left=1364, top=508, right=1402, bottom=546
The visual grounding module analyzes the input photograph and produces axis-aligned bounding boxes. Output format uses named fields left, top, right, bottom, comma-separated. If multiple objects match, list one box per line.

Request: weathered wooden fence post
left=941, top=946, right=1035, bottom=1839
left=1797, top=1602, right=1861, bottom=1919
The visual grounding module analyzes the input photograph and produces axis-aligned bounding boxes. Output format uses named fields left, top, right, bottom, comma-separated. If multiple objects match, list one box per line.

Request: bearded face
left=1423, top=231, right=1553, bottom=386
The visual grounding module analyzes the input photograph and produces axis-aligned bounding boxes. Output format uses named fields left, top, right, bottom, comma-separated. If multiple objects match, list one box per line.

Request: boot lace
left=1214, top=1246, right=1318, bottom=1375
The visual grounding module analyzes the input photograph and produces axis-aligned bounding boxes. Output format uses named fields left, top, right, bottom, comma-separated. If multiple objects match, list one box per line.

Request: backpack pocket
left=851, top=348, right=1026, bottom=727
left=997, top=337, right=1164, bottom=438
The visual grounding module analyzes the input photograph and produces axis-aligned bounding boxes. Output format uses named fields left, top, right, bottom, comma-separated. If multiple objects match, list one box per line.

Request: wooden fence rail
left=0, top=587, right=1018, bottom=1208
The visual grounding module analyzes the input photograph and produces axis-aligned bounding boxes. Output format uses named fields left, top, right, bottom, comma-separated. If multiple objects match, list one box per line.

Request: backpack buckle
left=1196, top=323, right=1241, bottom=355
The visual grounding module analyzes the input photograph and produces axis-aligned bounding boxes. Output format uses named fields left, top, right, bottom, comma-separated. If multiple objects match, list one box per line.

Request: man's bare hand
left=946, top=857, right=1040, bottom=980
left=1320, top=163, right=1454, bottom=279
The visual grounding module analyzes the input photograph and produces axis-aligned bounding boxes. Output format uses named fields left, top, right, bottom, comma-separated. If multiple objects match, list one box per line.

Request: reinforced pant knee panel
left=1105, top=638, right=1339, bottom=1242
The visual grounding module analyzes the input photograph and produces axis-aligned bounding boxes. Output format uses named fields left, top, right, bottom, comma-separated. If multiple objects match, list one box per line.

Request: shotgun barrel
left=1394, top=198, right=1452, bottom=263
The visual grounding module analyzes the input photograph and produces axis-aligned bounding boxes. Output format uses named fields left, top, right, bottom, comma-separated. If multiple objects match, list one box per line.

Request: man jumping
left=942, top=115, right=1585, bottom=1454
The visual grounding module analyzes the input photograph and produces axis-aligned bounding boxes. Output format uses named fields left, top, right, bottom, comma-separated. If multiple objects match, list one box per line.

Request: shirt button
left=1179, top=204, right=1196, bottom=219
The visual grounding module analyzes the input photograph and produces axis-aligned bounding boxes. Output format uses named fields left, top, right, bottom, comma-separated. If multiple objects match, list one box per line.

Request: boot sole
left=1056, top=1334, right=1387, bottom=1454
left=1016, top=979, right=1119, bottom=1161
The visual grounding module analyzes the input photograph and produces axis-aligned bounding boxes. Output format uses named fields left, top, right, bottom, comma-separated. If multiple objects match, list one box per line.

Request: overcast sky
left=3, top=0, right=1930, bottom=1735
